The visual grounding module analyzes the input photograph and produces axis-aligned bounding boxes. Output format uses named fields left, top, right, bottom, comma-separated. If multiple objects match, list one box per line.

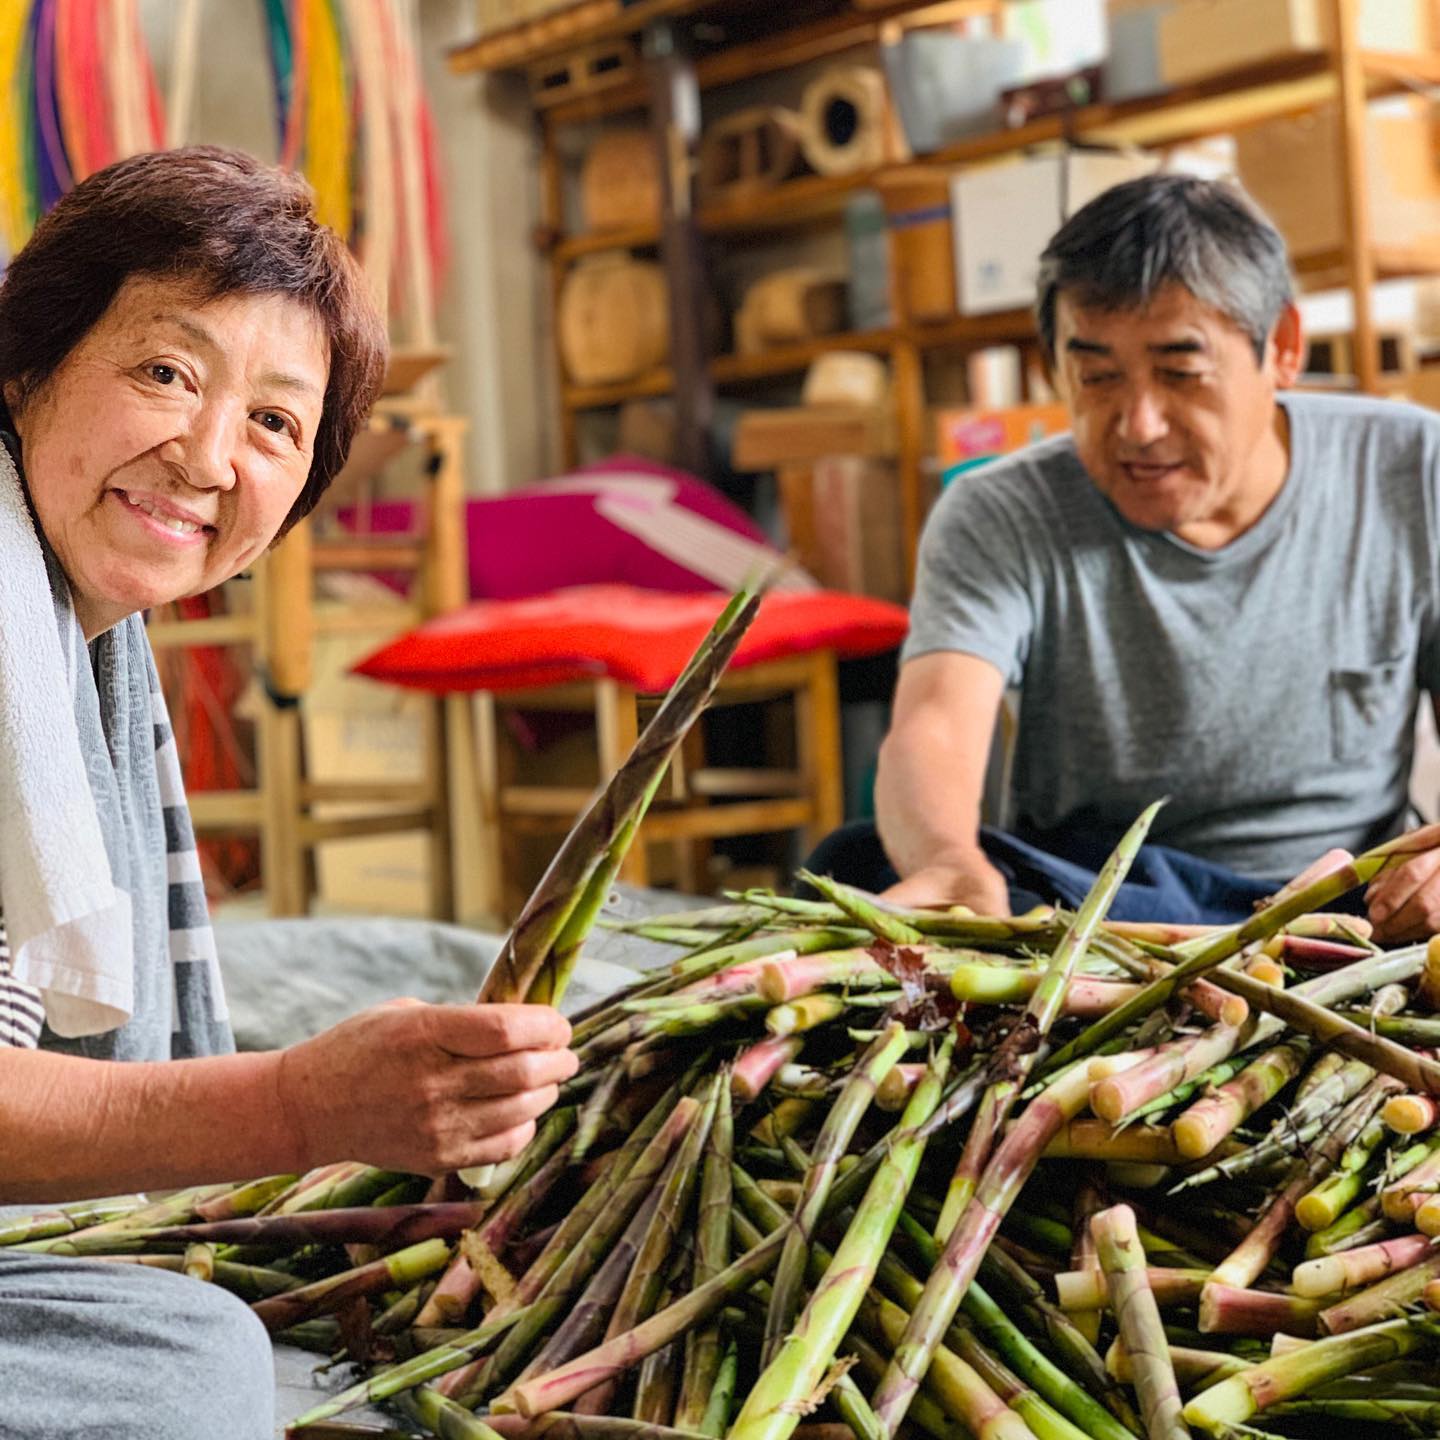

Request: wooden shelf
left=554, top=223, right=662, bottom=262
left=712, top=327, right=897, bottom=384
left=520, top=0, right=1436, bottom=584
left=1295, top=239, right=1440, bottom=291
left=561, top=312, right=1039, bottom=409
left=544, top=50, right=1440, bottom=263
left=563, top=367, right=676, bottom=409
left=450, top=0, right=967, bottom=84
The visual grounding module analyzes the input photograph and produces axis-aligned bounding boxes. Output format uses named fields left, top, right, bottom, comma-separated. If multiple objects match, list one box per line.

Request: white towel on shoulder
left=0, top=446, right=134, bottom=1036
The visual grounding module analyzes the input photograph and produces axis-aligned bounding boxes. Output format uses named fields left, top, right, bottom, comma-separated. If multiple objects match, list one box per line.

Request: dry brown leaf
left=778, top=1353, right=858, bottom=1415
left=460, top=1227, right=518, bottom=1307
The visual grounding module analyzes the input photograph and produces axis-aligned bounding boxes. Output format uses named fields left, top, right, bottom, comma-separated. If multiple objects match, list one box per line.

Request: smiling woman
left=0, top=149, right=578, bottom=1440
left=12, top=282, right=329, bottom=636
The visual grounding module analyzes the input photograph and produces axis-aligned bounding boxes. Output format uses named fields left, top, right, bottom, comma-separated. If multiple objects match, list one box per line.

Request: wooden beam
left=645, top=19, right=715, bottom=477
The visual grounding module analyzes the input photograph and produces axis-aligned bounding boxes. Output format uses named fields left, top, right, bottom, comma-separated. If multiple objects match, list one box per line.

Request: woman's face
left=9, top=276, right=329, bottom=637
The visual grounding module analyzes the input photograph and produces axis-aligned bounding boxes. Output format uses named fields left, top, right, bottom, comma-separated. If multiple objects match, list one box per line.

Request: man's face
left=1053, top=283, right=1303, bottom=548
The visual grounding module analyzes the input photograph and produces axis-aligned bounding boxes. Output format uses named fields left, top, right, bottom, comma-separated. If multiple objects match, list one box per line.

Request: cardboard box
left=1159, top=0, right=1425, bottom=87
left=935, top=402, right=1072, bottom=473
left=1103, top=2, right=1173, bottom=103
left=782, top=458, right=906, bottom=602
left=1236, top=98, right=1440, bottom=260
left=951, top=149, right=1159, bottom=315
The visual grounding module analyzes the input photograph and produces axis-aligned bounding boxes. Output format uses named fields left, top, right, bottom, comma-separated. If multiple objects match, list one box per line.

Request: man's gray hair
left=1035, top=173, right=1294, bottom=363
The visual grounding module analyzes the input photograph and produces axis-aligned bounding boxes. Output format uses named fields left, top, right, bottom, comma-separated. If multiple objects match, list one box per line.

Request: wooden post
left=421, top=417, right=469, bottom=617
left=595, top=679, right=647, bottom=884
left=540, top=122, right=580, bottom=472
left=892, top=336, right=927, bottom=585
left=255, top=535, right=313, bottom=917
left=645, top=20, right=714, bottom=478
left=1332, top=0, right=1379, bottom=393
left=795, top=650, right=845, bottom=853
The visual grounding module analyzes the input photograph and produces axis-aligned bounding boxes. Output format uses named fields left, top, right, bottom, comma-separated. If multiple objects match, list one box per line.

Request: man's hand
left=882, top=850, right=1011, bottom=916
left=276, top=1001, right=578, bottom=1176
left=1366, top=845, right=1440, bottom=944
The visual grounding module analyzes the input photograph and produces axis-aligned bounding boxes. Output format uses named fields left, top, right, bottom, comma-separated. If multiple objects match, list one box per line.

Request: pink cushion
left=354, top=585, right=909, bottom=695
left=340, top=457, right=781, bottom=600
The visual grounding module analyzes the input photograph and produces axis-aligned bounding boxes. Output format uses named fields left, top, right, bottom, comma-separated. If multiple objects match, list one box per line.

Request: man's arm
left=874, top=650, right=1010, bottom=913
left=0, top=1000, right=578, bottom=1203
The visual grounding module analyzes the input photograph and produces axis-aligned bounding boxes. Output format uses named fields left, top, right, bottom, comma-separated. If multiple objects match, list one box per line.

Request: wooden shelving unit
left=452, top=0, right=1440, bottom=577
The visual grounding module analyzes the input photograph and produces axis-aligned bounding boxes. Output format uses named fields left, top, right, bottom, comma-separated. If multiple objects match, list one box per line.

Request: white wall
left=420, top=0, right=553, bottom=492
left=142, top=0, right=551, bottom=494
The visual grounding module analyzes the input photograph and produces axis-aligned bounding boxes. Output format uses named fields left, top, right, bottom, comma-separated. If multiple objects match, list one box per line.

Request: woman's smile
left=109, top=487, right=216, bottom=544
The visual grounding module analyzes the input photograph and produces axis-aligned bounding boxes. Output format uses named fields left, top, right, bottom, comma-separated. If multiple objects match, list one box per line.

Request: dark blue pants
left=801, top=820, right=1339, bottom=927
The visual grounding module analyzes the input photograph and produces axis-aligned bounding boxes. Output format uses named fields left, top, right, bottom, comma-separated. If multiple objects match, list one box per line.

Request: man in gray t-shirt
left=869, top=175, right=1440, bottom=942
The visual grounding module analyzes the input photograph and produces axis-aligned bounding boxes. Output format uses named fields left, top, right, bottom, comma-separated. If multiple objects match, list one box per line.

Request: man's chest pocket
left=1330, top=659, right=1414, bottom=764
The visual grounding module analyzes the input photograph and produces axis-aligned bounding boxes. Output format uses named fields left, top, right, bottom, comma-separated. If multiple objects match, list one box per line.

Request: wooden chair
left=471, top=648, right=845, bottom=919
left=146, top=412, right=469, bottom=918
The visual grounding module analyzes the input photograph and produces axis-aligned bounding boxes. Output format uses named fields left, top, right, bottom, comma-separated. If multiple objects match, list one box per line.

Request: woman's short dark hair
left=1036, top=173, right=1294, bottom=364
left=0, top=145, right=387, bottom=531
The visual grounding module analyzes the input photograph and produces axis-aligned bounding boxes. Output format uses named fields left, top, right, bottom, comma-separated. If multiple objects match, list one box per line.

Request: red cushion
left=353, top=585, right=909, bottom=695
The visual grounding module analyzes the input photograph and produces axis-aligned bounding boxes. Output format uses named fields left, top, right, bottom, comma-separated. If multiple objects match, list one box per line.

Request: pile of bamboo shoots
left=11, top=588, right=1440, bottom=1440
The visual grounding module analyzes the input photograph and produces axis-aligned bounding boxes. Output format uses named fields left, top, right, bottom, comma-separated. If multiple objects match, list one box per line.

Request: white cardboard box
left=951, top=150, right=1159, bottom=315
left=1159, top=0, right=1425, bottom=87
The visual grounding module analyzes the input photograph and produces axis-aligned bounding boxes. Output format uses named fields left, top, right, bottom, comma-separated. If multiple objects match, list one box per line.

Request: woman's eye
left=256, top=411, right=292, bottom=436
left=149, top=363, right=178, bottom=385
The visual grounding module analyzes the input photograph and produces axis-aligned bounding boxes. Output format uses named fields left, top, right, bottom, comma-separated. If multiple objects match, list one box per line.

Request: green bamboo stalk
left=500, top=1036, right=956, bottom=1425
left=1091, top=1205, right=1187, bottom=1440
left=1293, top=1113, right=1390, bottom=1233
left=580, top=1079, right=722, bottom=1413
left=763, top=1023, right=910, bottom=1361
left=482, top=584, right=766, bottom=1006
left=674, top=1075, right=733, bottom=1433
left=973, top=1240, right=1135, bottom=1429
left=1170, top=1037, right=1308, bottom=1160
left=726, top=1035, right=960, bottom=1440
left=870, top=811, right=1164, bottom=1440
left=98, top=1252, right=303, bottom=1300
left=1041, top=831, right=1440, bottom=1077
left=1293, top=1232, right=1437, bottom=1299
left=394, top=1386, right=505, bottom=1440
left=1181, top=1316, right=1440, bottom=1433
left=796, top=871, right=927, bottom=945
left=1304, top=1196, right=1388, bottom=1260
left=1092, top=1021, right=1249, bottom=1128
left=1317, top=1248, right=1440, bottom=1335
left=289, top=1302, right=533, bottom=1425
left=1205, top=1080, right=1395, bottom=1293
left=1070, top=1174, right=1104, bottom=1346
left=1120, top=1051, right=1254, bottom=1128
left=458, top=1096, right=703, bottom=1401
left=700, top=1338, right=739, bottom=1437
left=0, top=1193, right=159, bottom=1246
left=251, top=1238, right=453, bottom=1332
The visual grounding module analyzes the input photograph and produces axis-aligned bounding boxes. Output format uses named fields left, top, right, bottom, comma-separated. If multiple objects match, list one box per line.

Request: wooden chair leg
left=423, top=694, right=456, bottom=922
left=257, top=696, right=308, bottom=917
left=464, top=693, right=508, bottom=920
left=674, top=725, right=711, bottom=893
left=595, top=679, right=647, bottom=887
left=796, top=649, right=845, bottom=854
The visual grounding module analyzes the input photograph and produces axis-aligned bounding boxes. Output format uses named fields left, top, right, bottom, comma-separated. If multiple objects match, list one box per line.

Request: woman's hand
left=275, top=1000, right=578, bottom=1176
